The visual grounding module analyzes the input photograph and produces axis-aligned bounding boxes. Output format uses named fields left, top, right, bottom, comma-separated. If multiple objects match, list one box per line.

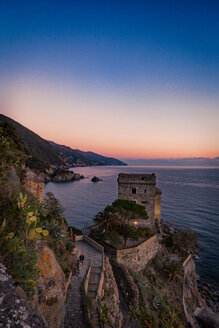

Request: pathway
left=63, top=240, right=102, bottom=328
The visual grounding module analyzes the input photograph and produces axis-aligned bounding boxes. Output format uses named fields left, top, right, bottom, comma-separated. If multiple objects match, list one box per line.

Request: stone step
left=91, top=313, right=99, bottom=320
left=91, top=266, right=102, bottom=273
left=87, top=290, right=96, bottom=298
left=88, top=283, right=98, bottom=292
left=92, top=318, right=101, bottom=327
left=89, top=274, right=100, bottom=284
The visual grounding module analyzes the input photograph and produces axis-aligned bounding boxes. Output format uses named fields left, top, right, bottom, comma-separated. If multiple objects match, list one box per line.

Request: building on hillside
left=117, top=173, right=162, bottom=225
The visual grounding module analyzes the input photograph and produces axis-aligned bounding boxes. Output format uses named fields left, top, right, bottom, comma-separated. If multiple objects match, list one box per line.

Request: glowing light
left=134, top=221, right=138, bottom=225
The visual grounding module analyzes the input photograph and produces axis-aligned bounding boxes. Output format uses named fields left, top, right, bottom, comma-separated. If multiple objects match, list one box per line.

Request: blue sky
left=0, top=0, right=219, bottom=159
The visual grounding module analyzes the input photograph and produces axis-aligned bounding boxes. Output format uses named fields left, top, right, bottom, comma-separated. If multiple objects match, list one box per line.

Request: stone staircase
left=89, top=300, right=101, bottom=328
left=87, top=267, right=102, bottom=327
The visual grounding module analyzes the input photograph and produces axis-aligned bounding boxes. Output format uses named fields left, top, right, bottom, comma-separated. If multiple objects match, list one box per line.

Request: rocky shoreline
left=49, top=168, right=84, bottom=183
left=25, top=167, right=85, bottom=183
left=161, top=219, right=219, bottom=313
left=198, top=282, right=219, bottom=313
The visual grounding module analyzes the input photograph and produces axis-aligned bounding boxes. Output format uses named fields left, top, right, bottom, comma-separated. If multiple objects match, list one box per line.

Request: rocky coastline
left=25, top=167, right=84, bottom=184
left=49, top=168, right=84, bottom=183
left=161, top=219, right=219, bottom=313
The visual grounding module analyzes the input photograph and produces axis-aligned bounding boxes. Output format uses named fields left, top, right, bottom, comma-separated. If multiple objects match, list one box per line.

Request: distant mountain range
left=124, top=158, right=219, bottom=167
left=0, top=114, right=126, bottom=171
left=48, top=141, right=126, bottom=167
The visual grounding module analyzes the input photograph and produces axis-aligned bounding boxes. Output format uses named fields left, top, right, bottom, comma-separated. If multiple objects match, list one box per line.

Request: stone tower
left=117, top=173, right=162, bottom=224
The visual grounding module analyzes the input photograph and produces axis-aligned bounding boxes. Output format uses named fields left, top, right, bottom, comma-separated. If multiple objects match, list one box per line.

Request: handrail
left=81, top=234, right=105, bottom=299
left=82, top=260, right=91, bottom=324
left=83, top=234, right=104, bottom=253
left=81, top=235, right=105, bottom=327
left=96, top=252, right=104, bottom=297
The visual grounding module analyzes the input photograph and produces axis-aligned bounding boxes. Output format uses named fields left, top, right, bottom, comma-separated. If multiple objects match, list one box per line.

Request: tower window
left=144, top=189, right=147, bottom=194
left=132, top=188, right=136, bottom=194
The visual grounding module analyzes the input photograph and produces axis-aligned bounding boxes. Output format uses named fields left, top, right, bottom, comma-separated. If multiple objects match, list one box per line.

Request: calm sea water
left=45, top=166, right=219, bottom=288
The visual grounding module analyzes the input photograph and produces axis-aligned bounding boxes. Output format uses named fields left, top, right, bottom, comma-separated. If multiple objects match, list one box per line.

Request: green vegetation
left=129, top=262, right=185, bottom=328
left=100, top=303, right=110, bottom=325
left=39, top=192, right=76, bottom=275
left=0, top=190, right=47, bottom=298
left=0, top=122, right=76, bottom=298
left=164, top=228, right=198, bottom=259
left=128, top=304, right=183, bottom=328
left=0, top=121, right=25, bottom=182
left=68, top=225, right=83, bottom=236
left=112, top=199, right=148, bottom=219
left=90, top=199, right=152, bottom=248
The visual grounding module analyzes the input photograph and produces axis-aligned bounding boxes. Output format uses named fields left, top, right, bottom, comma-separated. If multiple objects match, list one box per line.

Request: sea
left=45, top=166, right=219, bottom=288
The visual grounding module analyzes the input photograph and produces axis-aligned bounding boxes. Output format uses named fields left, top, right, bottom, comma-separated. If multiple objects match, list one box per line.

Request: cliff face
left=31, top=245, right=68, bottom=328
left=0, top=263, right=46, bottom=328
left=23, top=178, right=45, bottom=202
left=183, top=255, right=207, bottom=327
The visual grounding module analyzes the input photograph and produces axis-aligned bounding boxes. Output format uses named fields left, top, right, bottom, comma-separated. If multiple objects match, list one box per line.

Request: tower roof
left=118, top=173, right=156, bottom=185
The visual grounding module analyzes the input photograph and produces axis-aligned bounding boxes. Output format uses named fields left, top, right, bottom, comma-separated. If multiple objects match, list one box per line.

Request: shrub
left=0, top=192, right=50, bottom=298
left=163, top=261, right=183, bottom=281
left=68, top=225, right=83, bottom=236
left=165, top=235, right=174, bottom=248
left=164, top=228, right=198, bottom=258
left=112, top=199, right=148, bottom=219
left=62, top=265, right=71, bottom=278
left=106, top=230, right=120, bottom=248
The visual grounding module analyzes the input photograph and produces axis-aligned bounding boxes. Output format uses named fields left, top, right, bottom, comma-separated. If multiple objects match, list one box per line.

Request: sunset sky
left=0, top=0, right=219, bottom=159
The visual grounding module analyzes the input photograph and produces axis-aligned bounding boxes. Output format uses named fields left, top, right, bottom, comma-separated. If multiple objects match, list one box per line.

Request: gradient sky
left=0, top=0, right=219, bottom=159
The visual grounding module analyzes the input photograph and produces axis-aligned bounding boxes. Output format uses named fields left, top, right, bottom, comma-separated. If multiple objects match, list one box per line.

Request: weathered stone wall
left=116, top=235, right=161, bottom=272
left=100, top=256, right=123, bottom=328
left=154, top=187, right=162, bottom=223
left=23, top=178, right=45, bottom=202
left=111, top=261, right=139, bottom=306
left=118, top=173, right=157, bottom=222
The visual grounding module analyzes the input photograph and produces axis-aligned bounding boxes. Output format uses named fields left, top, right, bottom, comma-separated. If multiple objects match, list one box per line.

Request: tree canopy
left=90, top=199, right=152, bottom=248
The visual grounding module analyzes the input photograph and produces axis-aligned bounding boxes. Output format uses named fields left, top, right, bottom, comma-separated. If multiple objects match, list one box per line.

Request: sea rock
left=31, top=246, right=67, bottom=328
left=50, top=169, right=81, bottom=183
left=91, top=176, right=102, bottom=182
left=194, top=307, right=219, bottom=328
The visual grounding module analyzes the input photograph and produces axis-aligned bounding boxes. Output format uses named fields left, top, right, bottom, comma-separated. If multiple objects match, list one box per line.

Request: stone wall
left=118, top=173, right=157, bottom=223
left=116, top=235, right=161, bottom=272
left=111, top=261, right=139, bottom=306
left=100, top=256, right=123, bottom=328
left=154, top=187, right=162, bottom=223
left=23, top=178, right=45, bottom=202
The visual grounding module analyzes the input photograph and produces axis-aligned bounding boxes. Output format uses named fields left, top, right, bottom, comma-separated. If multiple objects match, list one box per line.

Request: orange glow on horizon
left=1, top=78, right=219, bottom=161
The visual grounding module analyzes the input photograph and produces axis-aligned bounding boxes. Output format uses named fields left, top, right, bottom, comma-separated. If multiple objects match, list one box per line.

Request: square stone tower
left=117, top=173, right=162, bottom=224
